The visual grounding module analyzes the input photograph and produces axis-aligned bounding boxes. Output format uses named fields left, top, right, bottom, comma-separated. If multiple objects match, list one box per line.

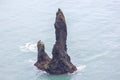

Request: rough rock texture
left=46, top=9, right=77, bottom=74
left=34, top=9, right=77, bottom=74
left=34, top=40, right=51, bottom=71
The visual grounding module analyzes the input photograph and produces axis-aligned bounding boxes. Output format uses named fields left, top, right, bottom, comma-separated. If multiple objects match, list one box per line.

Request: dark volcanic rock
left=34, top=8, right=77, bottom=74
left=46, top=9, right=77, bottom=74
left=34, top=40, right=51, bottom=71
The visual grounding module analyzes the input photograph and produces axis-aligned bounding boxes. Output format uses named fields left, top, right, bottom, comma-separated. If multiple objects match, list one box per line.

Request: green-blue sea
left=0, top=0, right=120, bottom=80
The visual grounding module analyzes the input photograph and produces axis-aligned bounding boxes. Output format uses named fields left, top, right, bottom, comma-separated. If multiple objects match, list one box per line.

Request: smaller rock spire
left=34, top=40, right=51, bottom=71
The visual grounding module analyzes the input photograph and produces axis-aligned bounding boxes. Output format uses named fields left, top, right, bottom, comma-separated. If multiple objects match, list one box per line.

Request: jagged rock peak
left=56, top=8, right=66, bottom=23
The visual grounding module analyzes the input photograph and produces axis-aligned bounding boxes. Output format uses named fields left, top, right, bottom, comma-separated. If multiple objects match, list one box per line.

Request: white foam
left=28, top=59, right=36, bottom=64
left=69, top=65, right=86, bottom=75
left=77, top=65, right=86, bottom=71
left=20, top=42, right=37, bottom=52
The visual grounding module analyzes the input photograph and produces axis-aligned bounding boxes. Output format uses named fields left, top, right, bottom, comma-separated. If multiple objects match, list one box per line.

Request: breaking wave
left=20, top=42, right=37, bottom=52
left=69, top=65, right=87, bottom=75
left=28, top=59, right=36, bottom=64
left=77, top=65, right=86, bottom=71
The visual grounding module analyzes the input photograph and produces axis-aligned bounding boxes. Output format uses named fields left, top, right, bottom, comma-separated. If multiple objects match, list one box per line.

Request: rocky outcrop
left=34, top=40, right=51, bottom=71
left=46, top=9, right=77, bottom=74
left=34, top=8, right=77, bottom=74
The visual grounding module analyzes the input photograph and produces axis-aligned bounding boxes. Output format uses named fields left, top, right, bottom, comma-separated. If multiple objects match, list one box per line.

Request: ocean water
left=0, top=0, right=120, bottom=80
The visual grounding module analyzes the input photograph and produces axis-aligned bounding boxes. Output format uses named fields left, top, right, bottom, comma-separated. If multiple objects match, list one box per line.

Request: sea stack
left=34, top=40, right=51, bottom=71
left=34, top=8, right=77, bottom=74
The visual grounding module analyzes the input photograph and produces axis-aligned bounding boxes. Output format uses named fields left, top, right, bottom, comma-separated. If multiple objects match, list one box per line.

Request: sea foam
left=77, top=65, right=86, bottom=71
left=20, top=42, right=37, bottom=52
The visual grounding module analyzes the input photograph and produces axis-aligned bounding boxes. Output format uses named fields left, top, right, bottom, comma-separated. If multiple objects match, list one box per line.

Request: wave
left=85, top=51, right=109, bottom=61
left=68, top=65, right=86, bottom=75
left=77, top=65, right=86, bottom=71
left=28, top=59, right=36, bottom=64
left=20, top=42, right=37, bottom=52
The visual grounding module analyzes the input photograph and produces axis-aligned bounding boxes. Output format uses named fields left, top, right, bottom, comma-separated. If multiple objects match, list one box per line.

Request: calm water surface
left=0, top=0, right=120, bottom=80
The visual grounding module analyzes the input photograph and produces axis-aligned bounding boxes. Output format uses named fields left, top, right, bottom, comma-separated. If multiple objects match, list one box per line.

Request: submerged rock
left=34, top=40, right=51, bottom=71
left=35, top=8, right=77, bottom=74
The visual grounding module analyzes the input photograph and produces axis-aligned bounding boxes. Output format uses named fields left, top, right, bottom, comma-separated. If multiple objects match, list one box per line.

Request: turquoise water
left=0, top=0, right=120, bottom=80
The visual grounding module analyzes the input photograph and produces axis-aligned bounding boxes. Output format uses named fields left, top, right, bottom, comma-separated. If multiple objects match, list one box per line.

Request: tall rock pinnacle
left=46, top=9, right=77, bottom=74
left=34, top=9, right=77, bottom=74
